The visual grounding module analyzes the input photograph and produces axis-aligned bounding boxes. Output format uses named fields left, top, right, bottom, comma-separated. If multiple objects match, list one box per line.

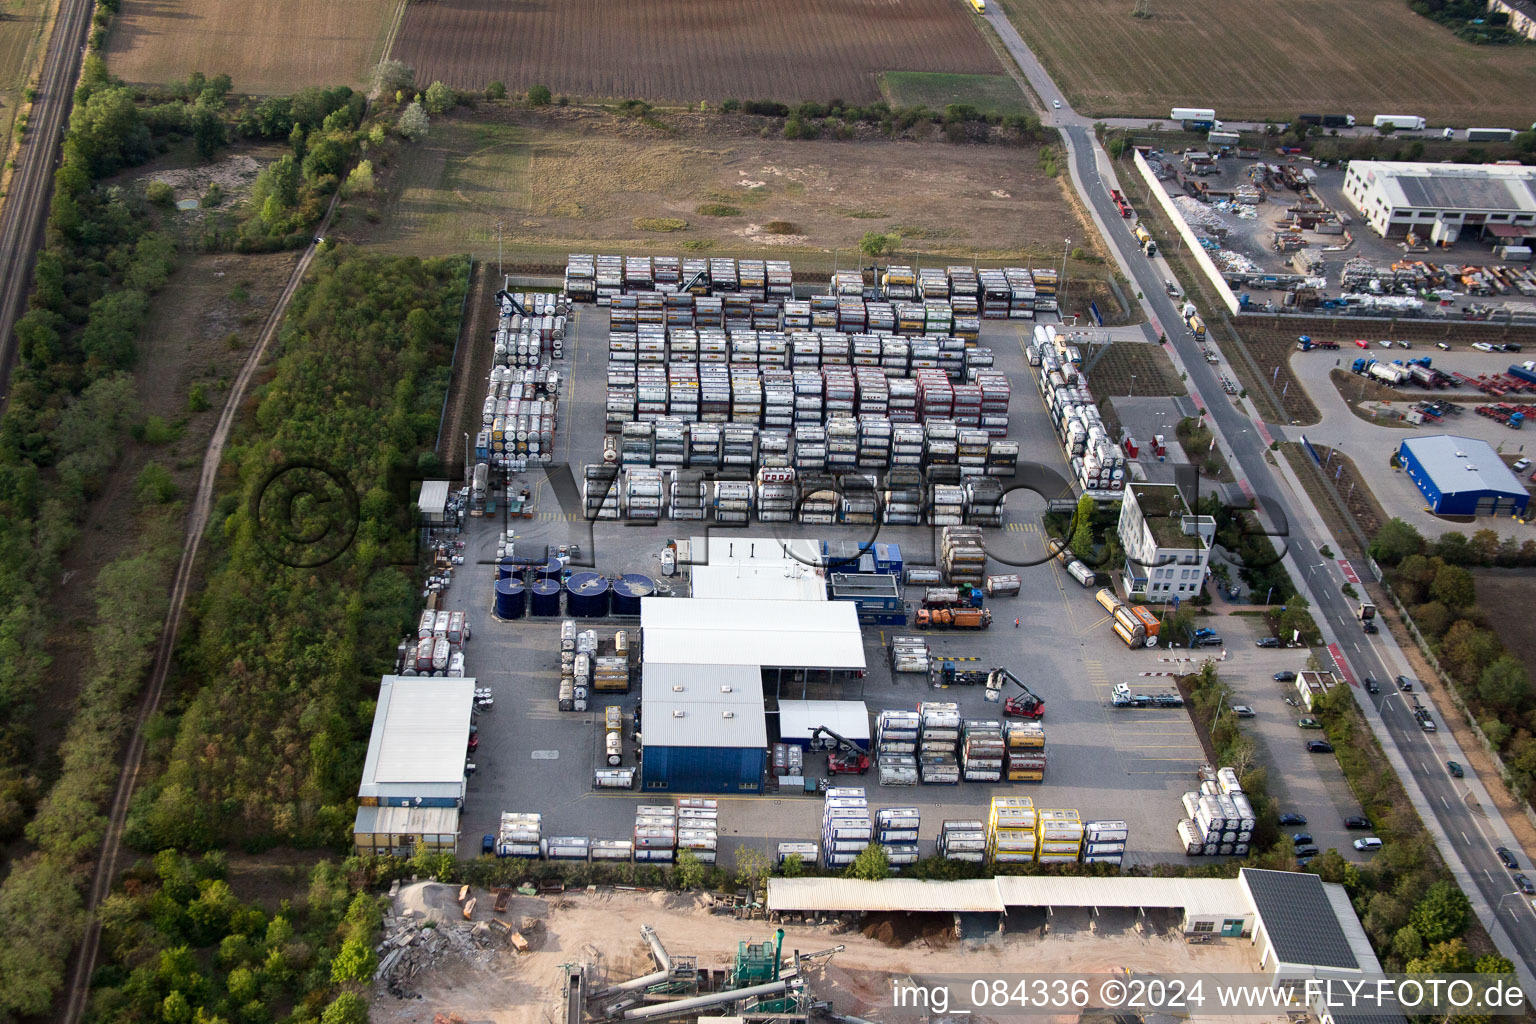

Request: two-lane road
left=0, top=0, right=97, bottom=400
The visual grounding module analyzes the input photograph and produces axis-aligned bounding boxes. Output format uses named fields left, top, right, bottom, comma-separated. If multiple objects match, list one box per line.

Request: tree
left=779, top=853, right=804, bottom=877
left=397, top=101, right=429, bottom=141
left=1069, top=493, right=1096, bottom=563
left=371, top=60, right=415, bottom=100
left=320, top=991, right=369, bottom=1024
left=1441, top=622, right=1501, bottom=685
left=1429, top=563, right=1475, bottom=609
left=330, top=937, right=376, bottom=983
left=859, top=231, right=898, bottom=260
left=343, top=160, right=374, bottom=197
left=672, top=849, right=708, bottom=890
left=1477, top=656, right=1528, bottom=712
left=527, top=84, right=552, bottom=106
left=0, top=856, right=86, bottom=1018
left=424, top=80, right=455, bottom=115
left=1406, top=938, right=1472, bottom=974
left=191, top=106, right=226, bottom=160
left=486, top=81, right=507, bottom=100
left=1369, top=518, right=1423, bottom=565
left=845, top=843, right=889, bottom=881
left=734, top=846, right=771, bottom=894
left=1469, top=528, right=1501, bottom=566
left=1410, top=601, right=1452, bottom=639
left=1432, top=531, right=1474, bottom=565
left=1409, top=881, right=1470, bottom=944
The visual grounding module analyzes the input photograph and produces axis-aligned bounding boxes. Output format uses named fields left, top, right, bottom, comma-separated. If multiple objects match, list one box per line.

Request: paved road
left=0, top=0, right=96, bottom=400
left=984, top=7, right=1536, bottom=984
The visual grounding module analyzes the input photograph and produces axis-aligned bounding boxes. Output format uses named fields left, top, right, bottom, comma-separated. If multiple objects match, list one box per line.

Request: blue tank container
left=529, top=579, right=562, bottom=616
left=495, top=578, right=526, bottom=619
left=610, top=574, right=655, bottom=616
left=565, top=572, right=610, bottom=617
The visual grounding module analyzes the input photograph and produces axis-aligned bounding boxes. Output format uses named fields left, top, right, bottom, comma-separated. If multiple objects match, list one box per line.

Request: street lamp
left=1130, top=374, right=1137, bottom=399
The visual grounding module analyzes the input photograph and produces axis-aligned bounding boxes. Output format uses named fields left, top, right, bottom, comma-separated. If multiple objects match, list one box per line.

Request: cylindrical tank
left=530, top=579, right=562, bottom=616
left=495, top=578, right=525, bottom=619
left=610, top=574, right=655, bottom=616
left=497, top=557, right=520, bottom=581
left=566, top=572, right=610, bottom=618
left=536, top=558, right=564, bottom=581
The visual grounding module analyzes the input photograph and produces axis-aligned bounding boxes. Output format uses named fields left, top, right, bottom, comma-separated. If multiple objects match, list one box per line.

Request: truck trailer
left=1170, top=107, right=1216, bottom=123
left=1373, top=114, right=1426, bottom=131
left=1466, top=127, right=1517, bottom=143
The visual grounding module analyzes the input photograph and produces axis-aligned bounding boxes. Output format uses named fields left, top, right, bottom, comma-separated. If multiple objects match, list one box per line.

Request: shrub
left=146, top=180, right=176, bottom=206
left=742, top=99, right=789, bottom=117
left=187, top=383, right=210, bottom=412
left=527, top=84, right=552, bottom=106
left=763, top=221, right=797, bottom=234
left=486, top=81, right=507, bottom=100
left=135, top=462, right=177, bottom=505
left=721, top=98, right=741, bottom=112
left=696, top=203, right=740, bottom=217
left=633, top=217, right=687, bottom=232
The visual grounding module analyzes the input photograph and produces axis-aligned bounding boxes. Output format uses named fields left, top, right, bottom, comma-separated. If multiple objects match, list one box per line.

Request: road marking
left=1421, top=762, right=1429, bottom=774
left=1441, top=795, right=1450, bottom=808
left=1461, top=831, right=1470, bottom=844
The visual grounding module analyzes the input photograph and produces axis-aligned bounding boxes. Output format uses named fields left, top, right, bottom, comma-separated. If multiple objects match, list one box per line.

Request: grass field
left=1086, top=341, right=1183, bottom=396
left=0, top=0, right=50, bottom=153
left=338, top=106, right=1092, bottom=272
left=392, top=0, right=1004, bottom=104
left=104, top=0, right=399, bottom=94
left=995, top=0, right=1536, bottom=124
left=879, top=72, right=1030, bottom=116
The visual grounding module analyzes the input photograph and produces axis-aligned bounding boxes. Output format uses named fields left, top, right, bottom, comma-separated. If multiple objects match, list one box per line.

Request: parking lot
left=436, top=302, right=1364, bottom=866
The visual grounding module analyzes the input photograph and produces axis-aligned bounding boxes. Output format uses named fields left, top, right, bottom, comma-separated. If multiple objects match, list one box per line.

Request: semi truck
left=1133, top=224, right=1157, bottom=256
left=916, top=606, right=992, bottom=630
left=1170, top=107, right=1216, bottom=123
left=1111, top=682, right=1184, bottom=708
left=1508, top=362, right=1536, bottom=385
left=1466, top=127, right=1517, bottom=143
left=1373, top=114, right=1426, bottom=131
left=1207, top=130, right=1240, bottom=147
left=1298, top=114, right=1356, bottom=128
left=1185, top=311, right=1206, bottom=338
left=1109, top=189, right=1132, bottom=217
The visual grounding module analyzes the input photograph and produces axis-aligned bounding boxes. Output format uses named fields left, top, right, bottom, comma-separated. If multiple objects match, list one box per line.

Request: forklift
left=985, top=667, right=1045, bottom=719
left=808, top=726, right=871, bottom=775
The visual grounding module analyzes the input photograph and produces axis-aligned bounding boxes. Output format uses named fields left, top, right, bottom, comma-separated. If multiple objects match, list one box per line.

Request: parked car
left=1233, top=705, right=1256, bottom=718
left=1291, top=832, right=1314, bottom=845
left=1446, top=761, right=1464, bottom=778
left=481, top=833, right=495, bottom=856
left=1514, top=458, right=1531, bottom=473
left=1436, top=342, right=1451, bottom=351
left=1307, top=739, right=1335, bottom=753
left=1353, top=837, right=1383, bottom=852
left=1298, top=717, right=1323, bottom=729
left=1497, top=846, right=1519, bottom=870
left=1275, top=671, right=1297, bottom=682
left=1515, top=873, right=1535, bottom=896
left=1473, top=342, right=1496, bottom=352
left=1279, top=813, right=1308, bottom=826
left=1294, top=844, right=1320, bottom=858
left=1364, top=677, right=1381, bottom=694
left=1396, top=675, right=1415, bottom=691
left=1343, top=815, right=1371, bottom=830
left=1256, top=637, right=1281, bottom=648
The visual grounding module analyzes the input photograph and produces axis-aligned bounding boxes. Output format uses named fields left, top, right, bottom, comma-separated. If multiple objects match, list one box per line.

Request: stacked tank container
left=1004, top=721, right=1047, bottom=782
left=875, top=807, right=921, bottom=868
left=876, top=709, right=920, bottom=786
left=496, top=813, right=543, bottom=859
left=918, top=702, right=960, bottom=784
left=1082, top=820, right=1128, bottom=865
left=670, top=469, right=707, bottom=520
left=937, top=819, right=987, bottom=862
left=941, top=525, right=986, bottom=585
left=547, top=836, right=591, bottom=862
left=1177, top=767, right=1255, bottom=856
left=676, top=798, right=718, bottom=864
left=822, top=787, right=872, bottom=870
left=634, top=804, right=677, bottom=863
left=988, top=797, right=1037, bottom=864
left=961, top=720, right=1005, bottom=782
left=1036, top=809, right=1085, bottom=864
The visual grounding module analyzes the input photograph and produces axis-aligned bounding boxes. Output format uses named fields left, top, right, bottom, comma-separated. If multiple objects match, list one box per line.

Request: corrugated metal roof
left=687, top=535, right=828, bottom=602
left=641, top=598, right=865, bottom=669
left=1400, top=435, right=1526, bottom=499
left=353, top=803, right=461, bottom=836
left=778, top=700, right=870, bottom=744
left=641, top=663, right=766, bottom=748
left=360, top=677, right=475, bottom=787
left=994, top=875, right=1248, bottom=918
left=417, top=480, right=450, bottom=516
left=1241, top=869, right=1360, bottom=970
left=768, top=878, right=1006, bottom=913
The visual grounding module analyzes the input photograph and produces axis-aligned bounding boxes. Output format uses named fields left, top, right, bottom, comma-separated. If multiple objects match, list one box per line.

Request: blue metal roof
left=1399, top=435, right=1526, bottom=498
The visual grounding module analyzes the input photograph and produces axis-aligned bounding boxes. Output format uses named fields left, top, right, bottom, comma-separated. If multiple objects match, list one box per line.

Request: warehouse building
left=416, top=479, right=451, bottom=525
left=1342, top=161, right=1536, bottom=241
left=354, top=676, right=475, bottom=855
left=1397, top=435, right=1529, bottom=518
left=1117, top=482, right=1215, bottom=598
left=640, top=663, right=767, bottom=794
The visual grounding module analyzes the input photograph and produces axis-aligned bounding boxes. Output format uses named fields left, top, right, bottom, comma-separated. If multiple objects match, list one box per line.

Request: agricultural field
left=339, top=106, right=1091, bottom=273
left=994, top=0, right=1536, bottom=125
left=392, top=0, right=1004, bottom=104
left=879, top=71, right=1030, bottom=116
left=1086, top=341, right=1183, bottom=396
left=0, top=0, right=50, bottom=154
left=103, top=0, right=399, bottom=94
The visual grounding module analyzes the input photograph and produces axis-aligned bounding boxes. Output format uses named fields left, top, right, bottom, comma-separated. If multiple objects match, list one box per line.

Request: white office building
left=1342, top=160, right=1536, bottom=241
left=1117, top=482, right=1214, bottom=598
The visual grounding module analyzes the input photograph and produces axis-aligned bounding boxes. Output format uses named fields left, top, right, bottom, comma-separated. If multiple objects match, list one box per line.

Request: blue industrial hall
left=1397, top=435, right=1529, bottom=518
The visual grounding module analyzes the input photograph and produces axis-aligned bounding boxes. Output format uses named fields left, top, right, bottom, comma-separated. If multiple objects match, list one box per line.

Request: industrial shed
left=417, top=479, right=451, bottom=525
left=1397, top=436, right=1529, bottom=518
left=776, top=700, right=870, bottom=749
left=639, top=598, right=864, bottom=671
left=352, top=805, right=460, bottom=857
left=683, top=535, right=827, bottom=602
left=640, top=663, right=767, bottom=794
left=358, top=676, right=475, bottom=808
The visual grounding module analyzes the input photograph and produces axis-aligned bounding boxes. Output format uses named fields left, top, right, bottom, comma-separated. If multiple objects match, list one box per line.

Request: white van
left=1353, top=837, right=1383, bottom=852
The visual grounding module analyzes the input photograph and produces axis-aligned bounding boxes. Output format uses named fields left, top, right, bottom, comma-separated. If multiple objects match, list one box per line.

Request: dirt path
left=438, top=259, right=494, bottom=473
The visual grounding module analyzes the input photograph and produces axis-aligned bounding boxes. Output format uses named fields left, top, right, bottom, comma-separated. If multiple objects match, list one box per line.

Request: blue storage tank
left=610, top=574, right=655, bottom=615
left=536, top=558, right=564, bottom=582
left=529, top=579, right=562, bottom=616
left=566, top=572, right=610, bottom=618
left=495, top=578, right=526, bottom=619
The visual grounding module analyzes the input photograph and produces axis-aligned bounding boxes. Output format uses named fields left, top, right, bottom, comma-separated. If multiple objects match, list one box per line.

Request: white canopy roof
left=640, top=598, right=865, bottom=669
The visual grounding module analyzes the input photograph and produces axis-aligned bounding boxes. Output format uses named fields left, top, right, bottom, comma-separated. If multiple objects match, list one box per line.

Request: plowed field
left=393, top=0, right=1005, bottom=103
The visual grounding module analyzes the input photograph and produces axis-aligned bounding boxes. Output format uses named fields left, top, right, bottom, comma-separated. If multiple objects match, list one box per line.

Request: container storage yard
left=370, top=252, right=1230, bottom=871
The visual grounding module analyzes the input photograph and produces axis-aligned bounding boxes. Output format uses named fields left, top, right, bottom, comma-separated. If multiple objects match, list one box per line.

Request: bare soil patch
left=343, top=105, right=1093, bottom=273
left=393, top=0, right=1004, bottom=104
left=104, top=0, right=398, bottom=94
